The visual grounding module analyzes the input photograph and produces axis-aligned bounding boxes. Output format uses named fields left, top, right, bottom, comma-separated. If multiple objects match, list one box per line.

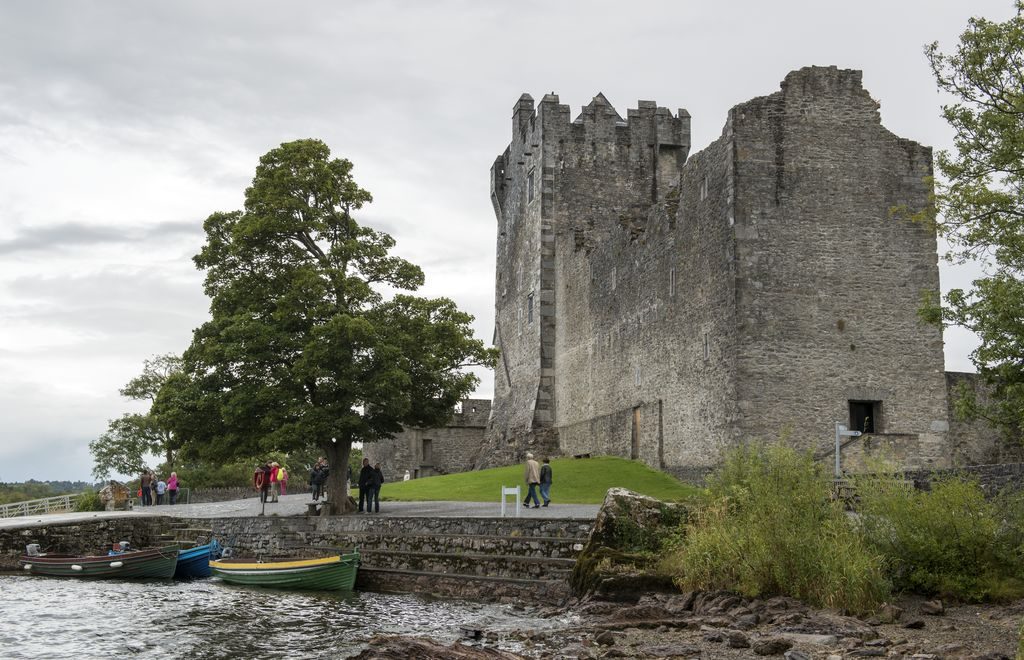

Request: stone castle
left=367, top=66, right=1014, bottom=481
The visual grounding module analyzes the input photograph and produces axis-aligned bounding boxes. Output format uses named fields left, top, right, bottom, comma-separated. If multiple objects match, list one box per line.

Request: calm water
left=0, top=576, right=572, bottom=659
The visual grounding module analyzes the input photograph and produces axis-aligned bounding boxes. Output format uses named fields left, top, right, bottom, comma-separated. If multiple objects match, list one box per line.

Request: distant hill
left=0, top=480, right=96, bottom=505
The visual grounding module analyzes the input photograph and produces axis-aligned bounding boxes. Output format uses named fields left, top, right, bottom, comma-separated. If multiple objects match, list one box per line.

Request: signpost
left=834, top=422, right=862, bottom=477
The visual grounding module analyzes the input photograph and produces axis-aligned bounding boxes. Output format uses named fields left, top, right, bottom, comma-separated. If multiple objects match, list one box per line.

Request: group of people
left=253, top=461, right=289, bottom=503
left=523, top=453, right=553, bottom=508
left=357, top=458, right=385, bottom=513
left=138, top=470, right=179, bottom=506
left=309, top=457, right=330, bottom=501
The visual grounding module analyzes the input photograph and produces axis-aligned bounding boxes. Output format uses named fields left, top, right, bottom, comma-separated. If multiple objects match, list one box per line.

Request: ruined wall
left=728, top=66, right=950, bottom=468
left=945, top=372, right=1024, bottom=465
left=364, top=399, right=490, bottom=479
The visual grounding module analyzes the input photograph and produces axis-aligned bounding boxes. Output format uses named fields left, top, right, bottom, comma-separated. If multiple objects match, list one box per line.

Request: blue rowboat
left=175, top=539, right=222, bottom=579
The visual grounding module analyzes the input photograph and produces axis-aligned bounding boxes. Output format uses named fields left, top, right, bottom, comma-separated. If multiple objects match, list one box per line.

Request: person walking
left=278, top=465, right=288, bottom=496
left=269, top=462, right=281, bottom=502
left=539, top=458, right=552, bottom=507
left=523, top=453, right=541, bottom=508
left=357, top=458, right=375, bottom=513
left=167, top=472, right=179, bottom=505
left=139, top=471, right=152, bottom=506
left=255, top=462, right=272, bottom=503
left=371, top=463, right=384, bottom=513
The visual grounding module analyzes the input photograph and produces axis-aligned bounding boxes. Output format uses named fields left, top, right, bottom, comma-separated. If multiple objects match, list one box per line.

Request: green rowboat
left=19, top=544, right=179, bottom=579
left=209, top=550, right=359, bottom=590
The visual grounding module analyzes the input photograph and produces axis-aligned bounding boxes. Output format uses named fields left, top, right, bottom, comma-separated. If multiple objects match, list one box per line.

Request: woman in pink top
left=167, top=472, right=179, bottom=505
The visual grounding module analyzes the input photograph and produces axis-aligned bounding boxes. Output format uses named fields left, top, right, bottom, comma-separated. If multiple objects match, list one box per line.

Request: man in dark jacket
left=357, top=458, right=375, bottom=513
left=371, top=463, right=384, bottom=513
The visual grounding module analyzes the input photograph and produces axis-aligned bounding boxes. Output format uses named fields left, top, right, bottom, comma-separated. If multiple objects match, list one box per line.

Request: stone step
left=359, top=548, right=575, bottom=580
left=356, top=566, right=571, bottom=604
left=314, top=516, right=594, bottom=540
left=318, top=531, right=585, bottom=558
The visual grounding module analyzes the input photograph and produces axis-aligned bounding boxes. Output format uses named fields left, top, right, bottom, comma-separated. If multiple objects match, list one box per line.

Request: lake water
left=0, top=576, right=571, bottom=658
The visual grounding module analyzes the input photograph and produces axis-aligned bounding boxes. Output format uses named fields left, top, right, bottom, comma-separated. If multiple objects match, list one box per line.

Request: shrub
left=660, top=444, right=889, bottom=613
left=74, top=490, right=104, bottom=512
left=856, top=473, right=1024, bottom=601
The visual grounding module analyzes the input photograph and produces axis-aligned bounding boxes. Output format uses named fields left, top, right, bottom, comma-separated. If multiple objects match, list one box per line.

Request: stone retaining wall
left=0, top=513, right=590, bottom=604
left=906, top=463, right=1024, bottom=496
left=0, top=516, right=170, bottom=569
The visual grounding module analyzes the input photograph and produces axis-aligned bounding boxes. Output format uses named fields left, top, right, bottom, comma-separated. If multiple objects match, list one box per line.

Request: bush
left=856, top=473, right=1024, bottom=601
left=74, top=490, right=104, bottom=512
left=660, top=444, right=889, bottom=613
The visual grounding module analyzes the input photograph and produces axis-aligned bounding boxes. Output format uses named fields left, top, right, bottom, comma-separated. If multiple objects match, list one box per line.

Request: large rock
left=570, top=488, right=687, bottom=599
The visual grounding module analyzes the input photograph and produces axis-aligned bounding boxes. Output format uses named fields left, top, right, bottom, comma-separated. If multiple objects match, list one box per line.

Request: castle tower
left=484, top=67, right=953, bottom=476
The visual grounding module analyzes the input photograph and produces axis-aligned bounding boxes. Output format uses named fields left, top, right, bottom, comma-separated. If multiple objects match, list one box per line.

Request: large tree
left=89, top=353, right=183, bottom=479
left=176, top=138, right=495, bottom=512
left=922, top=3, right=1024, bottom=441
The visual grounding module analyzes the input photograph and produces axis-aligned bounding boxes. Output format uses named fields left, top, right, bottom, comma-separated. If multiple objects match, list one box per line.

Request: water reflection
left=1, top=576, right=565, bottom=659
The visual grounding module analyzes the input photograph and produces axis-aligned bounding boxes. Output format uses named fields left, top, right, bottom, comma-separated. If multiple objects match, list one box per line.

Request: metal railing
left=0, top=493, right=81, bottom=519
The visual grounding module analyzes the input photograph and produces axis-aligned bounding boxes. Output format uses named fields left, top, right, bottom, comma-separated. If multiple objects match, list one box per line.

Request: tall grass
left=660, top=444, right=889, bottom=613
left=856, top=472, right=1024, bottom=601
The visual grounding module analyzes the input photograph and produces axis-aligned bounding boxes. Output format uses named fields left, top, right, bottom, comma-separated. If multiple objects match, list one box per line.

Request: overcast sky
left=0, top=1, right=1011, bottom=482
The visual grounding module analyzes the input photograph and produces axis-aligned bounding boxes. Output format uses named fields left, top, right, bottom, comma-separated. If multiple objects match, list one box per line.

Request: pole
left=835, top=421, right=842, bottom=478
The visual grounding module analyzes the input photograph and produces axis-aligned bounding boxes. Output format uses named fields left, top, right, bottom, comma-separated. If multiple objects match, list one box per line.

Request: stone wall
left=945, top=372, right=1024, bottom=465
left=729, top=67, right=949, bottom=468
left=0, top=516, right=169, bottom=569
left=364, top=399, right=490, bottom=478
left=0, top=513, right=592, bottom=604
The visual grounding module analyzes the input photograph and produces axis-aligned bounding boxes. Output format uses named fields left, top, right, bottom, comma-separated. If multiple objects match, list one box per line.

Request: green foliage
left=74, top=490, right=105, bottom=512
left=170, top=139, right=496, bottom=513
left=918, top=4, right=1024, bottom=442
left=0, top=481, right=94, bottom=505
left=856, top=473, right=1024, bottom=601
left=661, top=444, right=889, bottom=613
left=378, top=456, right=700, bottom=503
left=89, top=354, right=183, bottom=480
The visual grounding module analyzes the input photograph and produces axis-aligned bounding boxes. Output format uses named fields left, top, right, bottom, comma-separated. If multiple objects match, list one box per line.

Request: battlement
left=492, top=93, right=692, bottom=213
left=505, top=92, right=691, bottom=152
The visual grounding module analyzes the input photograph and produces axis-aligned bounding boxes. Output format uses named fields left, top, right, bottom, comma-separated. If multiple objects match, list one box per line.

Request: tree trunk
left=323, top=439, right=355, bottom=514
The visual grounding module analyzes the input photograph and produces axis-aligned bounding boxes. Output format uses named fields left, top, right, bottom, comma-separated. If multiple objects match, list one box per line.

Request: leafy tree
left=175, top=138, right=495, bottom=513
left=920, top=3, right=1024, bottom=441
left=89, top=354, right=183, bottom=480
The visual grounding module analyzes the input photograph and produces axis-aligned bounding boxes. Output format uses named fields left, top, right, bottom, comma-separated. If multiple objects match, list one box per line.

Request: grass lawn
left=375, top=456, right=701, bottom=504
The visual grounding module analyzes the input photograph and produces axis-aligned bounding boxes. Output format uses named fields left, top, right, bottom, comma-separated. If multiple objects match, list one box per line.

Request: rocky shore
left=352, top=592, right=1021, bottom=659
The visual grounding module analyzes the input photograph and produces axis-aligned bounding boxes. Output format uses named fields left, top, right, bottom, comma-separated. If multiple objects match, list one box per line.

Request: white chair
left=500, top=485, right=521, bottom=518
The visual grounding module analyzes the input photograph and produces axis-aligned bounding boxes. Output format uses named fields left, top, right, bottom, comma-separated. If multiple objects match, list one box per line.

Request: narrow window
left=454, top=401, right=463, bottom=414
left=699, top=174, right=708, bottom=200
left=703, top=332, right=709, bottom=360
left=669, top=268, right=676, bottom=298
left=634, top=366, right=641, bottom=387
left=611, top=267, right=617, bottom=291
left=849, top=401, right=880, bottom=434
left=517, top=308, right=523, bottom=336
left=527, top=168, right=535, bottom=203
left=527, top=292, right=534, bottom=323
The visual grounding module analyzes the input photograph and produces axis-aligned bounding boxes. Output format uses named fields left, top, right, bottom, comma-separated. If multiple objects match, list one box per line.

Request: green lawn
left=376, top=456, right=701, bottom=504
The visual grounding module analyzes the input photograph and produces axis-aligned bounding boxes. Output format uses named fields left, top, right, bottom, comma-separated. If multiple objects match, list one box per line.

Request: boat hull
left=19, top=545, right=179, bottom=579
left=175, top=540, right=220, bottom=579
left=209, top=552, right=359, bottom=590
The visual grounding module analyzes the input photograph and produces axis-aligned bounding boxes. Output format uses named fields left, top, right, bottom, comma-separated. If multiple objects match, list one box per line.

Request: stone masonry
left=364, top=398, right=490, bottom=479
left=481, top=66, right=1008, bottom=476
